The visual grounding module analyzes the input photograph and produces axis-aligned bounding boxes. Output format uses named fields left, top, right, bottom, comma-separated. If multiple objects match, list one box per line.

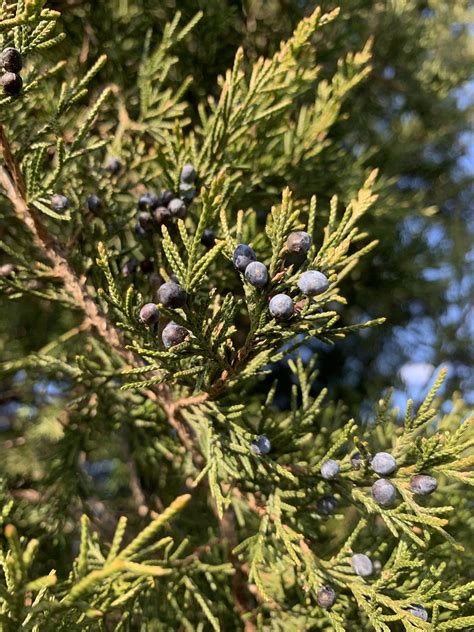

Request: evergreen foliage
left=0, top=1, right=472, bottom=630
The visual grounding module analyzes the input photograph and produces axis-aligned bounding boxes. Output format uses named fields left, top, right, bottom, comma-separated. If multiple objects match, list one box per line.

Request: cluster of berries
left=316, top=584, right=427, bottom=622
left=0, top=48, right=23, bottom=96
left=139, top=278, right=189, bottom=349
left=135, top=165, right=198, bottom=237
left=134, top=210, right=436, bottom=620
left=50, top=160, right=123, bottom=215
left=319, top=451, right=438, bottom=507
left=306, top=450, right=437, bottom=616
left=233, top=231, right=329, bottom=320
left=51, top=192, right=108, bottom=216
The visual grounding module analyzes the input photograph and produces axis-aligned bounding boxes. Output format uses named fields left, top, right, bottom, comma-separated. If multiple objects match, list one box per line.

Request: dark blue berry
left=159, top=189, right=174, bottom=206
left=168, top=198, right=186, bottom=218
left=137, top=211, right=154, bottom=231
left=408, top=605, right=428, bottom=621
left=1, top=71, right=22, bottom=95
left=157, top=282, right=187, bottom=309
left=1, top=48, right=23, bottom=73
left=269, top=294, right=294, bottom=319
left=409, top=474, right=438, bottom=495
left=351, top=452, right=362, bottom=470
left=179, top=182, right=196, bottom=202
left=245, top=261, right=268, bottom=288
left=139, top=303, right=159, bottom=326
left=138, top=192, right=159, bottom=211
left=201, top=229, right=216, bottom=248
left=351, top=554, right=373, bottom=577
left=298, top=270, right=329, bottom=296
left=316, top=495, right=338, bottom=516
left=250, top=435, right=271, bottom=455
left=371, top=478, right=397, bottom=507
left=154, top=206, right=172, bottom=225
left=106, top=157, right=122, bottom=174
left=162, top=321, right=188, bottom=348
left=287, top=231, right=311, bottom=255
left=233, top=244, right=256, bottom=272
left=86, top=194, right=102, bottom=214
left=320, top=459, right=340, bottom=480
left=51, top=194, right=70, bottom=213
left=317, top=586, right=336, bottom=609
left=180, top=164, right=197, bottom=184
left=371, top=452, right=397, bottom=476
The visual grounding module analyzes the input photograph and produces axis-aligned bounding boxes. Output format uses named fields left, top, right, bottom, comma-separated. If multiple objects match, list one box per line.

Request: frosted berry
left=179, top=182, right=196, bottom=202
left=0, top=48, right=23, bottom=73
left=233, top=244, right=256, bottom=272
left=86, top=194, right=102, bottom=214
left=317, top=586, right=336, bottom=609
left=245, top=261, right=268, bottom=288
left=180, top=163, right=197, bottom=184
left=320, top=459, right=340, bottom=480
left=106, top=157, right=122, bottom=174
left=371, top=452, right=397, bottom=476
left=137, top=211, right=154, bottom=232
left=408, top=605, right=428, bottom=621
left=201, top=229, right=216, bottom=248
left=162, top=321, right=188, bottom=348
left=154, top=206, right=172, bottom=225
left=409, top=474, right=438, bottom=496
left=158, top=189, right=174, bottom=206
left=269, top=294, right=294, bottom=319
left=351, top=554, right=373, bottom=577
left=157, top=282, right=187, bottom=309
left=1, top=72, right=22, bottom=96
left=316, top=495, right=338, bottom=516
left=51, top=194, right=70, bottom=213
left=351, top=452, right=362, bottom=470
left=140, top=259, right=154, bottom=274
left=287, top=231, right=311, bottom=255
left=138, top=193, right=151, bottom=211
left=168, top=198, right=186, bottom=218
left=138, top=192, right=159, bottom=211
left=250, top=435, right=271, bottom=455
left=298, top=270, right=329, bottom=296
left=139, top=303, right=159, bottom=326
left=371, top=478, right=397, bottom=507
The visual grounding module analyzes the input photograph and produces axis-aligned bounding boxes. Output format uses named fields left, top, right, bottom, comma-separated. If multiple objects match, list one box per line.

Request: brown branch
left=0, top=129, right=123, bottom=352
left=0, top=123, right=203, bottom=468
left=173, top=392, right=209, bottom=410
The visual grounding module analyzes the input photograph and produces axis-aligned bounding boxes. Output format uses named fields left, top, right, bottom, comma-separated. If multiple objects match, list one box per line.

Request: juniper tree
left=0, top=2, right=473, bottom=631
